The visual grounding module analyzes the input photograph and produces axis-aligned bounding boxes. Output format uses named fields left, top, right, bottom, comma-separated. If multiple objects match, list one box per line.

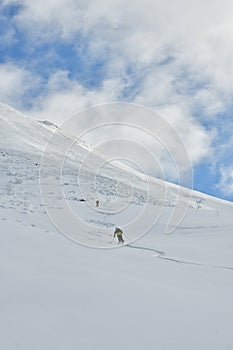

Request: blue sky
left=0, top=0, right=233, bottom=201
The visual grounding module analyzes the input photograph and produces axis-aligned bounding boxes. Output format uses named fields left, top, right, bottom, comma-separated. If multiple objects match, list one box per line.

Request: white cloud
left=157, top=105, right=213, bottom=165
left=10, top=0, right=87, bottom=41
left=6, top=0, right=233, bottom=114
left=30, top=70, right=123, bottom=123
left=217, top=166, right=233, bottom=196
left=0, top=63, right=35, bottom=108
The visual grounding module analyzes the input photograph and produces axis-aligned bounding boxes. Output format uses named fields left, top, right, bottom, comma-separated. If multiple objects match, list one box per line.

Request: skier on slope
left=114, top=227, right=124, bottom=244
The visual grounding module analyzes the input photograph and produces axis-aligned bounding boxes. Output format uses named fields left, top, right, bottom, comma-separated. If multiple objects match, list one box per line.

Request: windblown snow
left=0, top=102, right=233, bottom=350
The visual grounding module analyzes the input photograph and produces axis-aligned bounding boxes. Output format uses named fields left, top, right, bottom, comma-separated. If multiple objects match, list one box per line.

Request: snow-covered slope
left=1, top=103, right=233, bottom=350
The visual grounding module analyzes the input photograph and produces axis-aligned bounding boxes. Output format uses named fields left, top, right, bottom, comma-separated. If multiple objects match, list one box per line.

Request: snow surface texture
left=0, top=102, right=233, bottom=350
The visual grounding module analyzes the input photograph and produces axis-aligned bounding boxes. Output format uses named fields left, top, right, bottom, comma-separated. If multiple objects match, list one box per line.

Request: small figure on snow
left=196, top=199, right=202, bottom=209
left=96, top=200, right=100, bottom=207
left=114, top=227, right=124, bottom=244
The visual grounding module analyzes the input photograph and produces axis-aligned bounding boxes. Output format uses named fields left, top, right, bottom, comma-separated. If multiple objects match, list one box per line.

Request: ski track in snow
left=125, top=244, right=233, bottom=271
left=126, top=243, right=165, bottom=256
left=158, top=255, right=233, bottom=271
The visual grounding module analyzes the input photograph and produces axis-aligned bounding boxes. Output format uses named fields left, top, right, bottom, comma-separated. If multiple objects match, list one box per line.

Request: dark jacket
left=114, top=228, right=123, bottom=237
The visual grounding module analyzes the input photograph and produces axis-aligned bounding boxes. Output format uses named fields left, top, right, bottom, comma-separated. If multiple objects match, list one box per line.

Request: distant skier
left=196, top=199, right=202, bottom=209
left=96, top=200, right=100, bottom=207
left=114, top=227, right=124, bottom=244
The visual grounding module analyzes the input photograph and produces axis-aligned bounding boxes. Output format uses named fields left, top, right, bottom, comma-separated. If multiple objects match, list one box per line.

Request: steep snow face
left=1, top=103, right=233, bottom=350
left=0, top=103, right=51, bottom=152
left=0, top=102, right=233, bottom=248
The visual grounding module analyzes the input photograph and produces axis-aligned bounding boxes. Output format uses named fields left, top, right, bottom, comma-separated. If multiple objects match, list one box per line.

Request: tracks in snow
left=159, top=255, right=233, bottom=271
left=125, top=244, right=233, bottom=271
left=126, top=244, right=165, bottom=257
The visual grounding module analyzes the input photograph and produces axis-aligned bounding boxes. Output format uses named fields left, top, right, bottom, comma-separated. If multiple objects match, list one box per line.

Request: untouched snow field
left=1, top=103, right=233, bottom=350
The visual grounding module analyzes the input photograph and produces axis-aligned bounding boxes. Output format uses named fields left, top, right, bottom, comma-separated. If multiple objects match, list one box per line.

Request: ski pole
left=109, top=237, right=115, bottom=244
